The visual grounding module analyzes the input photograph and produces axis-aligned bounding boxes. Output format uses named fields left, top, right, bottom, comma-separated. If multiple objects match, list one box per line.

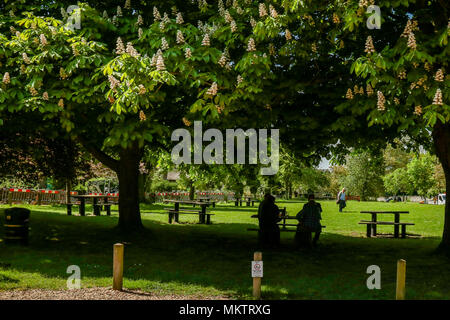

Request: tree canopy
left=0, top=0, right=448, bottom=250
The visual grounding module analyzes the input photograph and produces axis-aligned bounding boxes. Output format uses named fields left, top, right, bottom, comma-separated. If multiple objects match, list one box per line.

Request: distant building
left=166, top=171, right=180, bottom=182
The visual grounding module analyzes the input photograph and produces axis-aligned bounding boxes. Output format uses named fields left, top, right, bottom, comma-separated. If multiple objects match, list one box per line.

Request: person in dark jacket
left=295, top=194, right=322, bottom=248
left=257, top=193, right=282, bottom=246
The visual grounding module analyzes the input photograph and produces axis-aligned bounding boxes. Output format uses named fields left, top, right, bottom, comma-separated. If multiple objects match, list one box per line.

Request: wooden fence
left=0, top=188, right=80, bottom=205
left=1, top=189, right=234, bottom=205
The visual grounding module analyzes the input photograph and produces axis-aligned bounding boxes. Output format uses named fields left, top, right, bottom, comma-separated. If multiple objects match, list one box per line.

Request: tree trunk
left=65, top=179, right=72, bottom=204
left=76, top=136, right=144, bottom=231
left=285, top=182, right=291, bottom=199
left=189, top=181, right=195, bottom=200
left=432, top=122, right=450, bottom=252
left=117, top=144, right=143, bottom=231
left=138, top=174, right=146, bottom=203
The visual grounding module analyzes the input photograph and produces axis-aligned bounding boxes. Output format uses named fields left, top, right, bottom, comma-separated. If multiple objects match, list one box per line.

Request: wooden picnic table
left=250, top=208, right=293, bottom=229
left=196, top=197, right=216, bottom=207
left=164, top=199, right=214, bottom=208
left=251, top=215, right=297, bottom=230
left=70, top=195, right=118, bottom=216
left=164, top=199, right=214, bottom=224
left=235, top=196, right=258, bottom=207
left=244, top=197, right=257, bottom=207
left=250, top=208, right=326, bottom=232
left=360, top=211, right=410, bottom=238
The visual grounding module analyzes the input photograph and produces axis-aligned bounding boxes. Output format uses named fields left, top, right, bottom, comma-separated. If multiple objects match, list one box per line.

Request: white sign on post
left=252, top=261, right=263, bottom=278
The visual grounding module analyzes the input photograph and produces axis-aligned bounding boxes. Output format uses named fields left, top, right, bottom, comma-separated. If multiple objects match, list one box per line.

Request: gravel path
left=0, top=287, right=229, bottom=300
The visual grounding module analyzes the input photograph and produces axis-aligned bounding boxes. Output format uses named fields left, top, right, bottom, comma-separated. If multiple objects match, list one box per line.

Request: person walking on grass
left=295, top=194, right=322, bottom=248
left=337, top=188, right=347, bottom=212
left=257, top=193, right=282, bottom=247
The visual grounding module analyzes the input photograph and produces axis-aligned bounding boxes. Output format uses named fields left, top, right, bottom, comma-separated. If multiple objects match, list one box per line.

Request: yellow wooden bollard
left=113, top=243, right=124, bottom=291
left=396, top=259, right=406, bottom=300
left=252, top=252, right=263, bottom=299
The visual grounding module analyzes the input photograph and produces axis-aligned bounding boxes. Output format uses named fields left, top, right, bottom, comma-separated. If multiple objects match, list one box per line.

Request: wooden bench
left=234, top=198, right=256, bottom=206
left=193, top=201, right=216, bottom=208
left=247, top=225, right=326, bottom=232
left=196, top=198, right=216, bottom=208
left=247, top=227, right=296, bottom=232
left=64, top=201, right=83, bottom=216
left=65, top=202, right=111, bottom=216
left=65, top=203, right=74, bottom=216
left=359, top=220, right=415, bottom=238
left=248, top=207, right=325, bottom=235
left=165, top=209, right=215, bottom=224
left=247, top=225, right=326, bottom=248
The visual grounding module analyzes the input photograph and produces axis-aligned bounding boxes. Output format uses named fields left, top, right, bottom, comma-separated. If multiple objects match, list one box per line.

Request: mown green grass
left=0, top=200, right=449, bottom=299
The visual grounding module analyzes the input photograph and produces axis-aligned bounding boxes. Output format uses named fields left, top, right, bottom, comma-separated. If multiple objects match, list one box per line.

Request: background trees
left=383, top=168, right=412, bottom=199
left=0, top=1, right=281, bottom=230
left=336, top=0, right=449, bottom=249
left=0, top=113, right=91, bottom=190
left=343, top=150, right=385, bottom=201
left=407, top=154, right=438, bottom=199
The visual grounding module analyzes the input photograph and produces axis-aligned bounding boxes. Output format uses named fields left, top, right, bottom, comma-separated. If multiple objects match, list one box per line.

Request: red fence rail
left=1, top=188, right=235, bottom=205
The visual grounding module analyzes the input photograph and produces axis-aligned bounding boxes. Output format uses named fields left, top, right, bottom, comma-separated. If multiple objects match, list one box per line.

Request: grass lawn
left=0, top=199, right=449, bottom=300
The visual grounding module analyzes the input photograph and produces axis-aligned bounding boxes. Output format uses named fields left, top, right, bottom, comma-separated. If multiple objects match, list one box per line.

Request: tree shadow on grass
left=0, top=207, right=448, bottom=299
left=0, top=274, right=19, bottom=284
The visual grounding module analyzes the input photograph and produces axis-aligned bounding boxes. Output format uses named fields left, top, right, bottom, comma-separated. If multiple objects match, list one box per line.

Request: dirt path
left=0, top=287, right=229, bottom=300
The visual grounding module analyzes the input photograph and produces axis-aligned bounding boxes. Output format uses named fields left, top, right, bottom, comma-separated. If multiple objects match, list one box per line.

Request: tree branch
left=76, top=135, right=119, bottom=172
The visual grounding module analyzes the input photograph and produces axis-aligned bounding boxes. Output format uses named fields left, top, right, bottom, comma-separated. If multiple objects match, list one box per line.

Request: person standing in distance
left=337, top=188, right=347, bottom=212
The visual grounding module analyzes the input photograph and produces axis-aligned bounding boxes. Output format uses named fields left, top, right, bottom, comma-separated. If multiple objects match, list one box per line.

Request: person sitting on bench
left=258, top=193, right=282, bottom=247
left=295, top=194, right=322, bottom=248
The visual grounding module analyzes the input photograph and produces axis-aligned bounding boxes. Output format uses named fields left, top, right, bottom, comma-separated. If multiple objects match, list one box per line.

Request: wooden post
left=253, top=252, right=262, bottom=299
left=371, top=213, right=377, bottom=236
left=113, top=243, right=124, bottom=291
left=394, top=214, right=400, bottom=238
left=396, top=259, right=406, bottom=300
left=7, top=191, right=12, bottom=205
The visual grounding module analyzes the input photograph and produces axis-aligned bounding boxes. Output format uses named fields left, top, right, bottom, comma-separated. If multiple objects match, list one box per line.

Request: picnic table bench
left=165, top=199, right=215, bottom=208
left=67, top=195, right=117, bottom=216
left=359, top=211, right=415, bottom=238
left=196, top=197, right=216, bottom=207
left=163, top=200, right=215, bottom=224
left=235, top=197, right=258, bottom=207
left=244, top=197, right=258, bottom=207
left=247, top=207, right=326, bottom=247
left=248, top=208, right=326, bottom=232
